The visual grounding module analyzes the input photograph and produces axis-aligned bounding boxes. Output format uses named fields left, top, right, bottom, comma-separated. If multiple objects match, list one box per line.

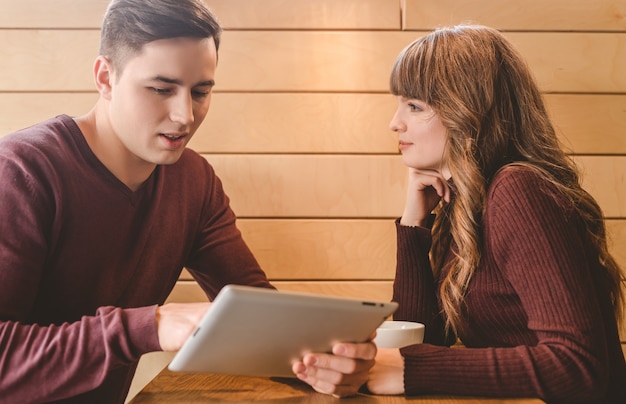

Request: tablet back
left=168, top=285, right=397, bottom=377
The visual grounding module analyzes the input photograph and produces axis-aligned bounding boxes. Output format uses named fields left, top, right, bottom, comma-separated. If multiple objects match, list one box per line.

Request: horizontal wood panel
left=6, top=0, right=625, bottom=32
left=0, top=30, right=99, bottom=91
left=2, top=30, right=626, bottom=93
left=165, top=280, right=394, bottom=304
left=207, top=155, right=407, bottom=217
left=0, top=92, right=398, bottom=153
left=576, top=156, right=626, bottom=218
left=0, top=0, right=108, bottom=28
left=192, top=93, right=398, bottom=153
left=200, top=93, right=626, bottom=155
left=2, top=93, right=625, bottom=155
left=0, top=0, right=400, bottom=30
left=403, top=0, right=626, bottom=31
left=506, top=32, right=626, bottom=94
left=236, top=219, right=395, bottom=280
left=208, top=0, right=400, bottom=30
left=216, top=31, right=626, bottom=93
left=197, top=93, right=626, bottom=155
left=0, top=93, right=98, bottom=135
left=205, top=155, right=626, bottom=218
left=547, top=94, right=626, bottom=155
left=178, top=219, right=626, bottom=280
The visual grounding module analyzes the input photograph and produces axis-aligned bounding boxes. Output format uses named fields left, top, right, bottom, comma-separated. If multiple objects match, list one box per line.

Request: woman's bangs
left=389, top=42, right=428, bottom=101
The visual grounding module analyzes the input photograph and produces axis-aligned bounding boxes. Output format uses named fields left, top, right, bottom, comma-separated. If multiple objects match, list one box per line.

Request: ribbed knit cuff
left=124, top=305, right=162, bottom=354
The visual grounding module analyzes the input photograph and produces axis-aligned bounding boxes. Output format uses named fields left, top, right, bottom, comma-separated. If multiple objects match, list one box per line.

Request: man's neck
left=74, top=105, right=156, bottom=192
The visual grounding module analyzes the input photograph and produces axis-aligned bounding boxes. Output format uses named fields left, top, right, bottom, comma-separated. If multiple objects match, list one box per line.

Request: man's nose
left=170, top=93, right=194, bottom=126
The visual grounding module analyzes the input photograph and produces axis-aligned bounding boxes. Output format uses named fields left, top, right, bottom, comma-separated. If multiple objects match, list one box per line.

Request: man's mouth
left=161, top=133, right=186, bottom=140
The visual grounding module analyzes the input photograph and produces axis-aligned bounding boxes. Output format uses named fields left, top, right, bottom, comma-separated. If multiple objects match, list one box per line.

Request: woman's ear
left=94, top=55, right=114, bottom=100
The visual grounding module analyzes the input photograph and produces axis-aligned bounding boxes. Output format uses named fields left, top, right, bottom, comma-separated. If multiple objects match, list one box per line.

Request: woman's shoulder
left=489, top=164, right=552, bottom=193
left=487, top=163, right=572, bottom=212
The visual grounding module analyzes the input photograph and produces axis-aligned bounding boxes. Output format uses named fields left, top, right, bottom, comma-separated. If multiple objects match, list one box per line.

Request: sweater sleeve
left=400, top=167, right=615, bottom=402
left=392, top=220, right=449, bottom=345
left=183, top=159, right=273, bottom=298
left=0, top=150, right=162, bottom=402
left=0, top=306, right=160, bottom=402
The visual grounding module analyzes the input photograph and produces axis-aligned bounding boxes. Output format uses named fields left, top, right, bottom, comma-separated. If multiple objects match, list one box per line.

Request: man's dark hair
left=100, top=0, right=222, bottom=72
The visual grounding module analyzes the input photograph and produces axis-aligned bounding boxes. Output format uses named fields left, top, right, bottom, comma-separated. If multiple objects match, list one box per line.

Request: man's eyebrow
left=151, top=76, right=215, bottom=87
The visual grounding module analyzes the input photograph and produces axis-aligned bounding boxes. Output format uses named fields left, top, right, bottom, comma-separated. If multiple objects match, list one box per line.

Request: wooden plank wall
left=1, top=0, right=625, bottom=395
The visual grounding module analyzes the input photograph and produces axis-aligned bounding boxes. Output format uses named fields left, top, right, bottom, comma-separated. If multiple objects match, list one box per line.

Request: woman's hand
left=401, top=168, right=451, bottom=227
left=292, top=341, right=377, bottom=397
left=366, top=348, right=405, bottom=395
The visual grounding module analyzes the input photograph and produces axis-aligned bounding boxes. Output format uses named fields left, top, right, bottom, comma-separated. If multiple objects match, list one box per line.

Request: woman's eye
left=408, top=103, right=422, bottom=112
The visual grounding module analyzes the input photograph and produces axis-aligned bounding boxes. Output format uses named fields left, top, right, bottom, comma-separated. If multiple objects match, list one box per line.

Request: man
left=0, top=0, right=375, bottom=402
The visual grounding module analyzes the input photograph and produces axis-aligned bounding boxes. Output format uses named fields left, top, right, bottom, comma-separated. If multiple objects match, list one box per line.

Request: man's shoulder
left=0, top=115, right=83, bottom=185
left=1, top=115, right=75, bottom=152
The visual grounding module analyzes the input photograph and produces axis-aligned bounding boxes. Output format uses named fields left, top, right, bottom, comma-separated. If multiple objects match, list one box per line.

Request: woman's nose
left=389, top=110, right=403, bottom=132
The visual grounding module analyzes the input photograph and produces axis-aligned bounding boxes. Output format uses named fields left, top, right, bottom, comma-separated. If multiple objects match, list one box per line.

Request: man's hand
left=292, top=341, right=376, bottom=397
left=155, top=302, right=210, bottom=351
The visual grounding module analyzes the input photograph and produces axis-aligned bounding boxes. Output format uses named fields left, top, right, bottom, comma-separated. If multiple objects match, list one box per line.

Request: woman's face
left=389, top=96, right=450, bottom=178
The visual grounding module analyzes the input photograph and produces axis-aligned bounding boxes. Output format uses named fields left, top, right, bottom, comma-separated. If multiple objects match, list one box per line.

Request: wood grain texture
left=0, top=0, right=108, bottom=28
left=205, top=154, right=406, bottom=217
left=203, top=155, right=626, bottom=218
left=0, top=0, right=400, bottom=30
left=3, top=93, right=626, bottom=155
left=575, top=156, right=626, bottom=218
left=5, top=0, right=625, bottom=33
left=207, top=0, right=401, bottom=30
left=236, top=219, right=397, bottom=280
left=190, top=93, right=399, bottom=153
left=177, top=219, right=626, bottom=280
left=0, top=93, right=98, bottom=135
left=218, top=31, right=626, bottom=93
left=129, top=369, right=545, bottom=403
left=403, top=0, right=626, bottom=31
left=2, top=30, right=626, bottom=93
left=546, top=94, right=626, bottom=155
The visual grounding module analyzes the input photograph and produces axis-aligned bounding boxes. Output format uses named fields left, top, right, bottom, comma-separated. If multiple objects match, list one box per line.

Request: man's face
left=107, top=37, right=217, bottom=167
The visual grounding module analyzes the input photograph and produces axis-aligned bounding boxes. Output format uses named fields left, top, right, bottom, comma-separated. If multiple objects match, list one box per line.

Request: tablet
left=168, top=284, right=398, bottom=377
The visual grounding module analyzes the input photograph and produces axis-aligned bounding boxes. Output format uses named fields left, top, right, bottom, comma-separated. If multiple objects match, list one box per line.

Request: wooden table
left=129, top=368, right=544, bottom=403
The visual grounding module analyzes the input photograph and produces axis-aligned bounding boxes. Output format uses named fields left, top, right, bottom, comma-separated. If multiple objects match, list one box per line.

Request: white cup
left=374, top=321, right=424, bottom=348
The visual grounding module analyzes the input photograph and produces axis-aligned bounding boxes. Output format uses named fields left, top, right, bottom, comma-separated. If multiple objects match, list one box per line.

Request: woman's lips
left=398, top=141, right=412, bottom=151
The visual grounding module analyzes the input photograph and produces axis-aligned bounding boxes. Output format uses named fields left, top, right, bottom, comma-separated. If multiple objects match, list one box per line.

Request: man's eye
left=192, top=90, right=209, bottom=99
left=149, top=87, right=171, bottom=95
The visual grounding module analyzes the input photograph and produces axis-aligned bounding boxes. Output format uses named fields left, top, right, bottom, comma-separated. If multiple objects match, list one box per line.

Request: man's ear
left=94, top=55, right=114, bottom=100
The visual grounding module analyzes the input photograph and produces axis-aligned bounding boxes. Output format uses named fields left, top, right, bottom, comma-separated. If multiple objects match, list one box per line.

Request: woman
left=367, top=25, right=626, bottom=403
